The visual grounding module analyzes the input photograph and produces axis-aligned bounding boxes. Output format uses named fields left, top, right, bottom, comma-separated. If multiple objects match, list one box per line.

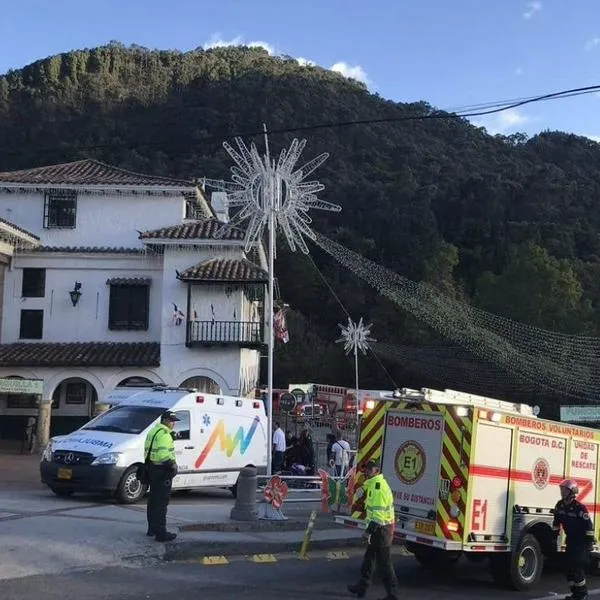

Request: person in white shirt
left=272, top=422, right=286, bottom=472
left=330, top=432, right=351, bottom=477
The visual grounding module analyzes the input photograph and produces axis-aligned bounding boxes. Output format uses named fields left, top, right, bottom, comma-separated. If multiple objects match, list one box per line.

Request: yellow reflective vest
left=144, top=423, right=176, bottom=465
left=364, top=473, right=395, bottom=527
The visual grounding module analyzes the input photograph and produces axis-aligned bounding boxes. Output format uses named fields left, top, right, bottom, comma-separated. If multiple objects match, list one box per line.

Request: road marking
left=326, top=551, right=349, bottom=560
left=251, top=554, right=277, bottom=563
left=201, top=555, right=229, bottom=565
left=530, top=588, right=600, bottom=600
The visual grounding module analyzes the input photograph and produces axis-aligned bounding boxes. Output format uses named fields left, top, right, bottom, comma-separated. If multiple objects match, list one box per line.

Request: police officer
left=553, top=478, right=596, bottom=600
left=348, top=459, right=399, bottom=600
left=145, top=411, right=179, bottom=542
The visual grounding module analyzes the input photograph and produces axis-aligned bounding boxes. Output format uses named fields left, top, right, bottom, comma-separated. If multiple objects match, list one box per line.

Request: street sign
left=0, top=378, right=43, bottom=395
left=560, top=405, right=600, bottom=423
left=279, top=393, right=297, bottom=412
left=290, top=388, right=306, bottom=404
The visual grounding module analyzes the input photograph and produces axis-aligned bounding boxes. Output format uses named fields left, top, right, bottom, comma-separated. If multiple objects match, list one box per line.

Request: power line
left=0, top=83, right=598, bottom=161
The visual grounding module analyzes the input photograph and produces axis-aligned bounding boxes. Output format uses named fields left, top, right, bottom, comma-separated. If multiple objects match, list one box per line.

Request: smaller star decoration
left=336, top=317, right=375, bottom=356
left=202, top=414, right=211, bottom=427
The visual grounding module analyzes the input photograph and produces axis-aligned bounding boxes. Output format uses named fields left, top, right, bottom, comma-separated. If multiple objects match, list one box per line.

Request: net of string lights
left=205, top=130, right=341, bottom=475
left=313, top=232, right=600, bottom=403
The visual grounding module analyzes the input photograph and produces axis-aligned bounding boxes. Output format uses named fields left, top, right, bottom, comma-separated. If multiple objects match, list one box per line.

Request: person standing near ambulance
left=145, top=411, right=179, bottom=542
left=553, top=479, right=596, bottom=600
left=348, top=459, right=399, bottom=600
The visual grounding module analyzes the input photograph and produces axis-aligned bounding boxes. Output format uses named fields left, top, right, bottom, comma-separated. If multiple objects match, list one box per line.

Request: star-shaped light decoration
left=336, top=317, right=376, bottom=355
left=205, top=137, right=341, bottom=254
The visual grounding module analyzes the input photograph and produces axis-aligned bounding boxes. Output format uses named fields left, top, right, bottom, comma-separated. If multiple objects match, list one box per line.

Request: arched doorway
left=179, top=376, right=221, bottom=394
left=52, top=378, right=98, bottom=435
left=117, top=376, right=154, bottom=387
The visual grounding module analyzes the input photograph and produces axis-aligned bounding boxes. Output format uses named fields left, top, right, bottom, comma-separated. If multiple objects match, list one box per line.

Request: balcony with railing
left=186, top=320, right=265, bottom=349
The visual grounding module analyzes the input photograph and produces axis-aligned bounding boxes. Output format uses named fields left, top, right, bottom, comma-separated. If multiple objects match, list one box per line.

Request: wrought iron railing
left=187, top=320, right=264, bottom=345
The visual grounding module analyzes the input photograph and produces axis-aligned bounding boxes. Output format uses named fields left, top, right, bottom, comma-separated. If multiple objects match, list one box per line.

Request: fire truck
left=335, top=387, right=600, bottom=591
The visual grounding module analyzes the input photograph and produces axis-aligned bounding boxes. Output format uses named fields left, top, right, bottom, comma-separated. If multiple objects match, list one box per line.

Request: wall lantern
left=69, top=282, right=82, bottom=307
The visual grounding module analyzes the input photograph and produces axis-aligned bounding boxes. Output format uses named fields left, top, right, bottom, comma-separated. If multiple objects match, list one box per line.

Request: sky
left=0, top=0, right=599, bottom=140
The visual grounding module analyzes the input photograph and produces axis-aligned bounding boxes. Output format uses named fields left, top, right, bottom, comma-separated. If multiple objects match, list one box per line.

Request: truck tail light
left=365, top=400, right=375, bottom=410
left=196, top=395, right=204, bottom=403
left=253, top=401, right=260, bottom=409
left=451, top=476, right=463, bottom=489
left=446, top=520, right=459, bottom=533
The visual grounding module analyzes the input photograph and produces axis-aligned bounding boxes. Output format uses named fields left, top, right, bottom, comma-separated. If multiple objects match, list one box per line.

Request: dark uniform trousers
left=565, top=542, right=589, bottom=598
left=147, top=464, right=173, bottom=536
left=358, top=524, right=399, bottom=599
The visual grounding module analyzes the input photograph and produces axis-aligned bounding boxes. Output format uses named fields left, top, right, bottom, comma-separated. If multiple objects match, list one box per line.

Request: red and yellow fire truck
left=335, top=387, right=600, bottom=591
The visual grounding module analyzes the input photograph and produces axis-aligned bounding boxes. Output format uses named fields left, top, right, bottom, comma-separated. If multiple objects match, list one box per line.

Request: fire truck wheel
left=408, top=544, right=461, bottom=571
left=490, top=534, right=543, bottom=590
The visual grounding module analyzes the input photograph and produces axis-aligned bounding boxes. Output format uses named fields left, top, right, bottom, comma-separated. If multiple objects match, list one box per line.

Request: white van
left=39, top=386, right=268, bottom=504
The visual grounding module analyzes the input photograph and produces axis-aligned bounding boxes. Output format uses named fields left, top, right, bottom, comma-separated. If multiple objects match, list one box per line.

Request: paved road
left=0, top=550, right=597, bottom=600
left=0, top=483, right=326, bottom=580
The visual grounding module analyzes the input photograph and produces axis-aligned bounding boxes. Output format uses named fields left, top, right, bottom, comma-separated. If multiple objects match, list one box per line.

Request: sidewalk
left=0, top=446, right=43, bottom=491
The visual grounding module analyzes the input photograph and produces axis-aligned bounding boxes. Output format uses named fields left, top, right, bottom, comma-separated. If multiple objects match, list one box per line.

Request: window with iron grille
left=19, top=309, right=43, bottom=339
left=44, top=190, right=77, bottom=228
left=108, top=284, right=149, bottom=330
left=21, top=268, right=46, bottom=298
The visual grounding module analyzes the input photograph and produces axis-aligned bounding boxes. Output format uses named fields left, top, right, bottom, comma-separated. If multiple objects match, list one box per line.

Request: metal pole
left=354, top=342, right=359, bottom=448
left=264, top=123, right=275, bottom=477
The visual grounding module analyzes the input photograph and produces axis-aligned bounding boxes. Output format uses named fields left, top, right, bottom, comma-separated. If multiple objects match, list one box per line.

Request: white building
left=0, top=159, right=267, bottom=439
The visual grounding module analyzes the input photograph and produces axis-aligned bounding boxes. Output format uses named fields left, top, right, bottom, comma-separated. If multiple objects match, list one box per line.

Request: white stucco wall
left=157, top=245, right=263, bottom=396
left=0, top=189, right=187, bottom=247
left=2, top=252, right=163, bottom=343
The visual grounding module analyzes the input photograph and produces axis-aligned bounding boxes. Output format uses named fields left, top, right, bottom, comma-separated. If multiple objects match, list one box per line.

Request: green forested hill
left=1, top=43, right=599, bottom=403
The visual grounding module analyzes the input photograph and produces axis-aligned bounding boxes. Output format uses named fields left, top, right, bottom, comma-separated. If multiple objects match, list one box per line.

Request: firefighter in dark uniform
left=553, top=478, right=596, bottom=600
left=348, top=459, right=399, bottom=600
left=145, top=411, right=179, bottom=542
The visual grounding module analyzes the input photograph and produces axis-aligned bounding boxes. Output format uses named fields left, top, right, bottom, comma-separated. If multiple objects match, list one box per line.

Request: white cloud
left=203, top=34, right=276, bottom=55
left=330, top=62, right=369, bottom=84
left=473, top=108, right=530, bottom=135
left=585, top=37, right=600, bottom=51
left=296, top=57, right=316, bottom=67
left=201, top=34, right=371, bottom=86
left=523, top=1, right=542, bottom=19
left=515, top=67, right=524, bottom=76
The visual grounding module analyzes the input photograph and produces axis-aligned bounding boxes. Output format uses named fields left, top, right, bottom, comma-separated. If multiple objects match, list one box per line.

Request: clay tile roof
left=21, top=246, right=147, bottom=254
left=177, top=258, right=267, bottom=283
left=0, top=159, right=196, bottom=188
left=0, top=218, right=39, bottom=240
left=0, top=342, right=160, bottom=367
left=139, top=219, right=245, bottom=241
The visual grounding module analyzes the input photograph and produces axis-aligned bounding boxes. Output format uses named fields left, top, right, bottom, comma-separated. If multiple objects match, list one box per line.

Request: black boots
left=347, top=583, right=366, bottom=598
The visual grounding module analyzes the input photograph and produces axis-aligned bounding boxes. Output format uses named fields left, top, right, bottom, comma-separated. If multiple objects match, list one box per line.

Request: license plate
left=57, top=468, right=72, bottom=480
left=414, top=520, right=435, bottom=536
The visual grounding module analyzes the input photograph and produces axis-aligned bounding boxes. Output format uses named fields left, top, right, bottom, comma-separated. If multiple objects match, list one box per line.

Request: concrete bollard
left=230, top=466, right=258, bottom=521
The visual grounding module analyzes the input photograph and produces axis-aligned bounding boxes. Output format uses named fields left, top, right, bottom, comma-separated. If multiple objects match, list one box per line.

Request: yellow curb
left=251, top=553, right=277, bottom=563
left=201, top=555, right=229, bottom=565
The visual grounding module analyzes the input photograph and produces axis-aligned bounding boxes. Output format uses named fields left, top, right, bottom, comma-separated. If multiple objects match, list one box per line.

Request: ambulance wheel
left=115, top=466, right=147, bottom=504
left=490, top=534, right=543, bottom=590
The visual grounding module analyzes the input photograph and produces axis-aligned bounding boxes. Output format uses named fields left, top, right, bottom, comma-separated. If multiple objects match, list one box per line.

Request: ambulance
left=40, top=386, right=268, bottom=504
left=335, top=387, right=600, bottom=591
